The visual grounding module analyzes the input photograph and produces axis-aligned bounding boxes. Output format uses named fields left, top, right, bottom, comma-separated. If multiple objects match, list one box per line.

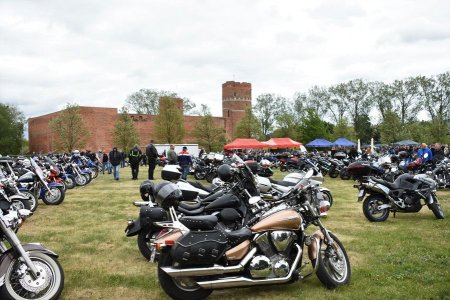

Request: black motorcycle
left=355, top=173, right=445, bottom=222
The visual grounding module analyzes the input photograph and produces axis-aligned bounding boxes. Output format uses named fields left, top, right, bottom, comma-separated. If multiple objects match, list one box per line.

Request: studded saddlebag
left=171, top=230, right=228, bottom=266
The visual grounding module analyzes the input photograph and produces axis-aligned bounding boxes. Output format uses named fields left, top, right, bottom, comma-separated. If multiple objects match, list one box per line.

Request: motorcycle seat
left=177, top=206, right=205, bottom=216
left=187, top=181, right=214, bottom=194
left=180, top=215, right=218, bottom=230
left=269, top=178, right=296, bottom=187
left=371, top=177, right=399, bottom=189
left=223, top=227, right=252, bottom=246
left=178, top=200, right=201, bottom=210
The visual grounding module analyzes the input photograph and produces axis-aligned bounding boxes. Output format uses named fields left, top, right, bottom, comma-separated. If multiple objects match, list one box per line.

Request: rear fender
left=125, top=218, right=142, bottom=237
left=0, top=243, right=58, bottom=286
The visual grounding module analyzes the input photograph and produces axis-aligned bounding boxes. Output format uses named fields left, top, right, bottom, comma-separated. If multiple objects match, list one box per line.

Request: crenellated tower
left=222, top=81, right=252, bottom=138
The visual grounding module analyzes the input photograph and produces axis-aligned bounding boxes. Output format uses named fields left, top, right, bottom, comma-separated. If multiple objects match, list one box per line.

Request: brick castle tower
left=222, top=81, right=252, bottom=138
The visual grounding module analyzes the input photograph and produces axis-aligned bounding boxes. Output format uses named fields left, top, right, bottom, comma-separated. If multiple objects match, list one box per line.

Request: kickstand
left=393, top=211, right=396, bottom=218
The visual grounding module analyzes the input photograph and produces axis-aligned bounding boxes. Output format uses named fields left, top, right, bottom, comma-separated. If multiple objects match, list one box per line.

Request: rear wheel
left=362, top=194, right=390, bottom=222
left=339, top=168, right=351, bottom=180
left=194, top=169, right=207, bottom=180
left=329, top=168, right=339, bottom=178
left=315, top=232, right=351, bottom=289
left=428, top=193, right=445, bottom=219
left=205, top=172, right=216, bottom=183
left=137, top=229, right=161, bottom=261
left=158, top=252, right=212, bottom=300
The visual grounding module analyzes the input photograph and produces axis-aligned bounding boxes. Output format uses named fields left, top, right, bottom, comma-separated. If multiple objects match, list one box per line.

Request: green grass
left=18, top=166, right=450, bottom=299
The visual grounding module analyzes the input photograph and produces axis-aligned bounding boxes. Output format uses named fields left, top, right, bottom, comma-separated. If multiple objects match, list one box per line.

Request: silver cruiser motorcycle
left=153, top=169, right=350, bottom=300
left=0, top=187, right=64, bottom=300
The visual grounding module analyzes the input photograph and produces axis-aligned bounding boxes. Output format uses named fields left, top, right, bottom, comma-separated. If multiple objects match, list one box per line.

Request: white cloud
left=0, top=0, right=449, bottom=120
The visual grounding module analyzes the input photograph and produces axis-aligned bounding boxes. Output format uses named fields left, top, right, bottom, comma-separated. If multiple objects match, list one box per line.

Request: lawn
left=18, top=166, right=450, bottom=299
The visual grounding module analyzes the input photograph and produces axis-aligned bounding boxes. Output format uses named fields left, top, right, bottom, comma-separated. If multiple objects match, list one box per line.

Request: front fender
left=48, top=182, right=64, bottom=188
left=0, top=243, right=58, bottom=286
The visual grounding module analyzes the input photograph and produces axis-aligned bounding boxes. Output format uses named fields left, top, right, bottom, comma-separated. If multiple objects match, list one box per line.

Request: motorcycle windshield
left=30, top=158, right=47, bottom=183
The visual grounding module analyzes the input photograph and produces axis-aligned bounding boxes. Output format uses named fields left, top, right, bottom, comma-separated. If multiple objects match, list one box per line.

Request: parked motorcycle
left=354, top=173, right=445, bottom=221
left=0, top=191, right=64, bottom=299
left=154, top=169, right=350, bottom=299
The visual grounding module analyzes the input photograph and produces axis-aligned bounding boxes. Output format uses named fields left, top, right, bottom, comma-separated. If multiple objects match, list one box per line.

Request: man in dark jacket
left=109, top=147, right=122, bottom=180
left=167, top=144, right=177, bottom=165
left=146, top=140, right=158, bottom=180
left=129, top=144, right=142, bottom=180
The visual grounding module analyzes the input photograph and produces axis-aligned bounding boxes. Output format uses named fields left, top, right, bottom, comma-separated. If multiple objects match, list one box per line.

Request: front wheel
left=158, top=252, right=212, bottom=300
left=0, top=251, right=64, bottom=300
left=362, top=194, right=390, bottom=222
left=194, top=169, right=207, bottom=180
left=11, top=198, right=31, bottom=212
left=428, top=193, right=445, bottom=219
left=75, top=175, right=87, bottom=186
left=64, top=177, right=76, bottom=189
left=90, top=167, right=99, bottom=179
left=20, top=191, right=38, bottom=212
left=315, top=232, right=351, bottom=289
left=339, top=168, right=351, bottom=180
left=205, top=172, right=216, bottom=183
left=42, top=186, right=65, bottom=205
left=329, top=168, right=340, bottom=178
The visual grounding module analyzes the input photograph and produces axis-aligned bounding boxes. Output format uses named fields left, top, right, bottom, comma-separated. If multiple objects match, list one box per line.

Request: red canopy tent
left=223, top=138, right=267, bottom=150
left=263, top=138, right=302, bottom=148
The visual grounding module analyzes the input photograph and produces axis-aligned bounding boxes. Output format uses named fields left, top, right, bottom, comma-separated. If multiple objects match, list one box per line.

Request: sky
left=1, top=0, right=449, bottom=123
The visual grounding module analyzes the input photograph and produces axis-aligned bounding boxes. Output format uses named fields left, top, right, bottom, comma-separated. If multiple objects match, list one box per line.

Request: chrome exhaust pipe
left=196, top=244, right=302, bottom=289
left=161, top=247, right=257, bottom=277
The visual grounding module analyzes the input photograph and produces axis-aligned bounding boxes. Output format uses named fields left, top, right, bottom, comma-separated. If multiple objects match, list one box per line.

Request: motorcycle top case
left=161, top=165, right=181, bottom=181
left=347, top=161, right=381, bottom=179
left=139, top=206, right=168, bottom=227
left=170, top=230, right=228, bottom=266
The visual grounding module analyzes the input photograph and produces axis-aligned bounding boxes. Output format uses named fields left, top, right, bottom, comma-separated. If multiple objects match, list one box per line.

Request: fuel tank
left=251, top=209, right=302, bottom=233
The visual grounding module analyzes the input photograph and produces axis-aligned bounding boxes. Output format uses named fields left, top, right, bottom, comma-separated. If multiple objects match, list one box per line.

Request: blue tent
left=334, top=138, right=356, bottom=147
left=305, top=138, right=334, bottom=148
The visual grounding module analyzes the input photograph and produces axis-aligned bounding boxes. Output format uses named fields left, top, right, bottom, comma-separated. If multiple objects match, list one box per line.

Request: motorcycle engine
left=249, top=231, right=296, bottom=279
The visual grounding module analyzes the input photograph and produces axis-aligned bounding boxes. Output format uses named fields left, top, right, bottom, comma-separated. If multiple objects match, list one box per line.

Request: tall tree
left=273, top=112, right=300, bottom=140
left=354, top=113, right=373, bottom=144
left=292, top=93, right=307, bottom=123
left=327, top=83, right=348, bottom=124
left=368, top=81, right=393, bottom=122
left=113, top=108, right=140, bottom=153
left=49, top=103, right=90, bottom=152
left=390, top=78, right=420, bottom=125
left=306, top=86, right=330, bottom=119
left=193, top=105, right=226, bottom=152
left=0, top=104, right=25, bottom=155
left=125, top=89, right=177, bottom=115
left=154, top=97, right=185, bottom=143
left=378, top=110, right=403, bottom=144
left=234, top=108, right=263, bottom=139
left=331, top=117, right=356, bottom=141
left=417, top=72, right=450, bottom=121
left=253, top=93, right=282, bottom=138
left=182, top=97, right=197, bottom=115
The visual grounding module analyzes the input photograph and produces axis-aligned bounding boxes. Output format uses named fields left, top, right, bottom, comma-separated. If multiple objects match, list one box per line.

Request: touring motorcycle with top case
left=153, top=169, right=350, bottom=300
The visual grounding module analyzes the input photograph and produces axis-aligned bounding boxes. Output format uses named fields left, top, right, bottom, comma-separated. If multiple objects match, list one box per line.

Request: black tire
left=0, top=251, right=64, bottom=300
left=329, top=168, right=339, bottom=178
left=362, top=194, right=390, bottom=222
left=91, top=167, right=99, bottom=179
left=20, top=191, right=38, bottom=212
left=322, top=190, right=333, bottom=207
left=339, top=168, right=351, bottom=180
left=137, top=229, right=161, bottom=261
left=82, top=173, right=92, bottom=184
left=11, top=198, right=31, bottom=211
left=315, top=232, right=351, bottom=289
left=158, top=252, right=212, bottom=300
left=194, top=169, right=207, bottom=180
left=64, top=177, right=76, bottom=189
left=42, top=186, right=65, bottom=205
left=428, top=193, right=445, bottom=219
left=205, top=172, right=216, bottom=183
left=75, top=174, right=87, bottom=186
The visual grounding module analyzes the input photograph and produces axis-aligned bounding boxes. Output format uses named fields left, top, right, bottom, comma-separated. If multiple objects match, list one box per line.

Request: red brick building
left=28, top=81, right=252, bottom=153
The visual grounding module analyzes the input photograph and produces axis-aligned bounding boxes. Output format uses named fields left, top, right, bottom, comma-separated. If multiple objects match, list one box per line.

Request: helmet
left=154, top=181, right=182, bottom=209
left=73, top=150, right=80, bottom=157
left=139, top=180, right=155, bottom=201
left=260, top=159, right=271, bottom=168
left=218, top=164, right=234, bottom=182
left=22, top=159, right=31, bottom=168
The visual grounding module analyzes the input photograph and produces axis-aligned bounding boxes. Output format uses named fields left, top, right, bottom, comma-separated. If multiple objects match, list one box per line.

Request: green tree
left=113, top=108, right=140, bottom=153
left=49, top=103, right=90, bottom=152
left=125, top=89, right=196, bottom=115
left=368, top=81, right=393, bottom=122
left=0, top=104, right=25, bottom=155
left=390, top=78, right=420, bottom=125
left=234, top=108, right=263, bottom=139
left=300, top=108, right=330, bottom=143
left=193, top=105, right=227, bottom=152
left=272, top=112, right=301, bottom=140
left=253, top=93, right=283, bottom=139
left=379, top=110, right=403, bottom=144
left=306, top=85, right=330, bottom=119
left=331, top=118, right=356, bottom=141
left=154, top=97, right=184, bottom=143
left=327, top=83, right=348, bottom=124
left=354, top=114, right=373, bottom=144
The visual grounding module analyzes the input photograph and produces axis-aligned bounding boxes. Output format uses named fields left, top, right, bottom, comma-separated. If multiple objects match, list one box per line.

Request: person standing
left=109, top=147, right=122, bottom=180
left=146, top=140, right=158, bottom=180
left=129, top=144, right=142, bottom=180
left=167, top=144, right=178, bottom=165
left=417, top=143, right=433, bottom=163
left=178, top=146, right=192, bottom=180
left=101, top=151, right=109, bottom=174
